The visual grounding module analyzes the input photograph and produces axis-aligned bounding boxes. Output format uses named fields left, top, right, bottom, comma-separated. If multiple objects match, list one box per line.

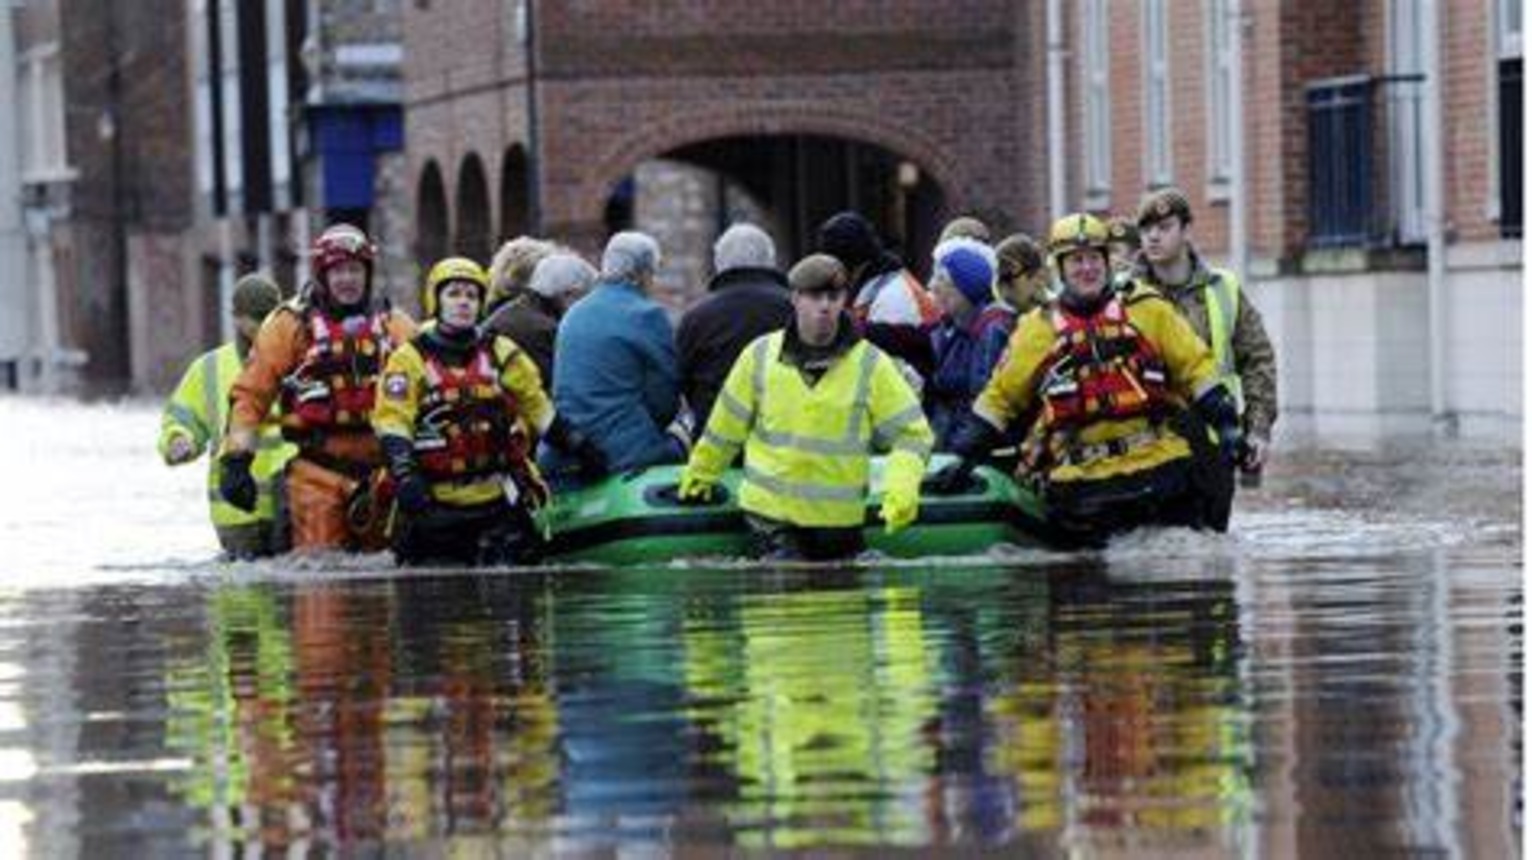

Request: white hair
left=529, top=252, right=598, bottom=299
left=713, top=223, right=776, bottom=273
left=600, top=231, right=662, bottom=283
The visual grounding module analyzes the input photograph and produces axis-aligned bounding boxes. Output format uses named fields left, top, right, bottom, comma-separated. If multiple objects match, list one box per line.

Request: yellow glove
left=677, top=466, right=715, bottom=504
left=880, top=486, right=919, bottom=534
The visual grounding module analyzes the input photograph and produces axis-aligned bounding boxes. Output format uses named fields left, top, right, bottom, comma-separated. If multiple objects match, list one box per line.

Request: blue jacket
left=540, top=279, right=685, bottom=479
left=927, top=305, right=1015, bottom=450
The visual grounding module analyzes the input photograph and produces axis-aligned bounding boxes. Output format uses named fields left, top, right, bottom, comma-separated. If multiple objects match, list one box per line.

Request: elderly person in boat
left=539, top=231, right=690, bottom=485
left=678, top=253, right=934, bottom=561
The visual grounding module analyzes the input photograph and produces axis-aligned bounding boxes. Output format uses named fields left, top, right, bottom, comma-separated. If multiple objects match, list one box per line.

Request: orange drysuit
left=224, top=302, right=417, bottom=550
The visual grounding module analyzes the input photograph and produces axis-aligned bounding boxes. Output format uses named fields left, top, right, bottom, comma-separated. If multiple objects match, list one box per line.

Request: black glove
left=547, top=414, right=608, bottom=480
left=219, top=452, right=258, bottom=513
left=380, top=435, right=432, bottom=514
left=1194, top=385, right=1242, bottom=467
left=395, top=473, right=433, bottom=514
left=928, top=460, right=976, bottom=496
left=928, top=414, right=1002, bottom=496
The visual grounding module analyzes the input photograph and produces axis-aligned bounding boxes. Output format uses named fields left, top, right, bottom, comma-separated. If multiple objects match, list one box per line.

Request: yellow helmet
left=1045, top=213, right=1110, bottom=268
left=422, top=256, right=489, bottom=319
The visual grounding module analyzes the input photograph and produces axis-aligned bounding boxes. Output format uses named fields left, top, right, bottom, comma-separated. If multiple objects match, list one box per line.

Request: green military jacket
left=1136, top=250, right=1278, bottom=441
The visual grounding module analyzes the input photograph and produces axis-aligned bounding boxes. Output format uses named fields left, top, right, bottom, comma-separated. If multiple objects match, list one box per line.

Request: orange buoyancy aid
left=412, top=344, right=534, bottom=489
left=280, top=310, right=394, bottom=438
left=1035, top=295, right=1172, bottom=431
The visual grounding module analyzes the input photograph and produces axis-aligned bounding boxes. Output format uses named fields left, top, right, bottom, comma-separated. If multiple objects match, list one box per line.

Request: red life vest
left=411, top=343, right=532, bottom=487
left=281, top=309, right=394, bottom=437
left=1035, top=295, right=1171, bottom=431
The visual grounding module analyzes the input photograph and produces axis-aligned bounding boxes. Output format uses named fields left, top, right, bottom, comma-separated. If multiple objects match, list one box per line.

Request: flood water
left=0, top=396, right=1520, bottom=856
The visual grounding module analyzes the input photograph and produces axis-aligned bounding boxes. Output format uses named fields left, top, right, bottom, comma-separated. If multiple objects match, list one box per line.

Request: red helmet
left=311, top=223, right=376, bottom=279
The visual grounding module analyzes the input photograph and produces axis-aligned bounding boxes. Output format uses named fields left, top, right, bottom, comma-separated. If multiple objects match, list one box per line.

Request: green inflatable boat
left=535, top=454, right=1049, bottom=564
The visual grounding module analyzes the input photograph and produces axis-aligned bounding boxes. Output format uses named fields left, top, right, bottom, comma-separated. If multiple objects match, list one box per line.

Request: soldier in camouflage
left=1134, top=187, right=1277, bottom=478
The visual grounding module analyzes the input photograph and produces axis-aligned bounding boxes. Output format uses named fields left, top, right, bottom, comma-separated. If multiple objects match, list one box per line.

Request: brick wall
left=403, top=1, right=1029, bottom=265
left=405, top=0, right=530, bottom=256
left=59, top=0, right=193, bottom=391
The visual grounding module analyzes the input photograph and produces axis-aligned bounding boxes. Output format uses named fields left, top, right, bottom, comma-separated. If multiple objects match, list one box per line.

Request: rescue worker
left=372, top=257, right=606, bottom=566
left=1105, top=216, right=1141, bottom=282
left=218, top=223, right=418, bottom=552
left=933, top=214, right=1242, bottom=546
left=159, top=274, right=296, bottom=558
left=541, top=231, right=689, bottom=483
left=1134, top=188, right=1277, bottom=483
left=676, top=223, right=793, bottom=429
left=678, top=254, right=934, bottom=561
left=925, top=237, right=1013, bottom=450
left=993, top=232, right=1051, bottom=318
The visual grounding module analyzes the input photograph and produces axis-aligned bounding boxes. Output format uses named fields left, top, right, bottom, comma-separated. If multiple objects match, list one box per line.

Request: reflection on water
left=0, top=553, right=1514, bottom=856
left=0, top=398, right=1519, bottom=855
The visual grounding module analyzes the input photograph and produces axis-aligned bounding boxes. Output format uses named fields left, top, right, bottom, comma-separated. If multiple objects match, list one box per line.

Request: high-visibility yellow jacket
left=1136, top=255, right=1279, bottom=441
left=372, top=334, right=554, bottom=507
left=159, top=342, right=296, bottom=527
left=973, top=284, right=1221, bottom=484
left=686, top=331, right=934, bottom=528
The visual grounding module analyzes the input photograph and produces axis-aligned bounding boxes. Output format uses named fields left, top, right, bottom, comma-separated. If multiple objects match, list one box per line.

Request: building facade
left=1053, top=0, right=1522, bottom=436
left=400, top=0, right=1520, bottom=432
left=0, top=0, right=406, bottom=395
left=404, top=0, right=1042, bottom=310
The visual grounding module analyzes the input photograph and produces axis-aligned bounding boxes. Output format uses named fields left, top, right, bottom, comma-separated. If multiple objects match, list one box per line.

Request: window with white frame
left=266, top=0, right=292, bottom=210
left=1387, top=0, right=1427, bottom=244
left=1205, top=0, right=1235, bottom=188
left=1143, top=0, right=1173, bottom=185
left=218, top=0, right=244, bottom=213
left=193, top=0, right=216, bottom=205
left=18, top=42, right=70, bottom=182
left=1083, top=0, right=1112, bottom=200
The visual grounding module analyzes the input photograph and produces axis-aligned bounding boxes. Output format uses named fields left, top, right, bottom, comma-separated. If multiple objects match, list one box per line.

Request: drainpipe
left=1421, top=0, right=1450, bottom=429
left=1228, top=0, right=1248, bottom=283
left=1047, top=0, right=1066, bottom=217
left=524, top=0, right=542, bottom=234
left=0, top=9, right=24, bottom=388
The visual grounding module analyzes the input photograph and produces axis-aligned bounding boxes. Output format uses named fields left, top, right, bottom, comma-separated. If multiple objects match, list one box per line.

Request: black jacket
left=676, top=266, right=793, bottom=426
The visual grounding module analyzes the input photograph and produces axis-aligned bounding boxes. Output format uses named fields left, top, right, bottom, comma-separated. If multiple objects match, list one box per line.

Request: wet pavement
left=0, top=396, right=1520, bottom=856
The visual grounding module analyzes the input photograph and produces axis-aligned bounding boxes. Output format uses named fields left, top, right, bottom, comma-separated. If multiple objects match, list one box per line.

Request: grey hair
left=600, top=230, right=662, bottom=283
left=529, top=252, right=599, bottom=299
left=713, top=223, right=776, bottom=273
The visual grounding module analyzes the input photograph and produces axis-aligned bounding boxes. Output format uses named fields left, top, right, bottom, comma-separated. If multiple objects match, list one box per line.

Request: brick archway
left=567, top=106, right=964, bottom=233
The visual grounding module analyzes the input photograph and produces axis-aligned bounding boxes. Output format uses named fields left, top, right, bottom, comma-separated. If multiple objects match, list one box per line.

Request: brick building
left=1056, top=0, right=1521, bottom=434
left=404, top=0, right=1040, bottom=310
left=0, top=0, right=407, bottom=394
left=402, top=0, right=1520, bottom=433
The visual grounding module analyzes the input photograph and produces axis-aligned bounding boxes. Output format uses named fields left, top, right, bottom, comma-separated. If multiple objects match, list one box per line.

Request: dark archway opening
left=605, top=135, right=944, bottom=268
left=598, top=135, right=945, bottom=312
left=500, top=145, right=531, bottom=242
left=454, top=153, right=492, bottom=263
left=415, top=160, right=449, bottom=270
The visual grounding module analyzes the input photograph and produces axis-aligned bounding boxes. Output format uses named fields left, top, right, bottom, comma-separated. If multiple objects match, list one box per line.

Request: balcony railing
left=1306, top=73, right=1428, bottom=249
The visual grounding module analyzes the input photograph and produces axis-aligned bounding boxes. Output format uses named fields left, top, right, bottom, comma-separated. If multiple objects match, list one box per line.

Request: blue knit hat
left=934, top=237, right=997, bottom=307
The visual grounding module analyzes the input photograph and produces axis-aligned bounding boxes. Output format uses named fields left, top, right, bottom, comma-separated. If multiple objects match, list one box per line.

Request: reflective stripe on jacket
left=159, top=342, right=295, bottom=527
left=1203, top=272, right=1242, bottom=413
left=687, top=330, right=934, bottom=527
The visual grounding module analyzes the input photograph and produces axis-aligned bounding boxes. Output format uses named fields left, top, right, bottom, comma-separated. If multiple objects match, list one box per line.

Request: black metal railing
left=1499, top=57, right=1522, bottom=238
left=1306, top=73, right=1429, bottom=248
